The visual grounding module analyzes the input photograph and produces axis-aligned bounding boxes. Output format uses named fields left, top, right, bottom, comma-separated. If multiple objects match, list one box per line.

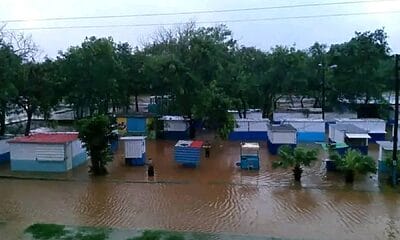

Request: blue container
left=126, top=153, right=146, bottom=166
left=368, top=133, right=386, bottom=143
left=325, top=160, right=337, bottom=171
left=297, top=132, right=325, bottom=143
left=174, top=140, right=202, bottom=167
left=240, top=155, right=260, bottom=170
left=228, top=131, right=268, bottom=141
left=127, top=117, right=146, bottom=134
left=164, top=130, right=190, bottom=140
left=0, top=152, right=10, bottom=164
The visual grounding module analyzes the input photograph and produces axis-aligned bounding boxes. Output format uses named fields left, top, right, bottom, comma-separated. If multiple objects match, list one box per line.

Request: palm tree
left=335, top=149, right=376, bottom=183
left=273, top=145, right=318, bottom=182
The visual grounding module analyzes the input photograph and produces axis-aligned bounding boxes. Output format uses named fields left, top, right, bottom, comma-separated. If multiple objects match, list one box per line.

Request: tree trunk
left=300, top=96, right=305, bottom=108
left=135, top=93, right=139, bottom=112
left=345, top=170, right=354, bottom=184
left=24, top=109, right=33, bottom=136
left=313, top=97, right=320, bottom=108
left=241, top=98, right=247, bottom=119
left=293, top=165, right=303, bottom=182
left=236, top=107, right=242, bottom=119
left=90, top=151, right=108, bottom=176
left=0, top=101, right=6, bottom=136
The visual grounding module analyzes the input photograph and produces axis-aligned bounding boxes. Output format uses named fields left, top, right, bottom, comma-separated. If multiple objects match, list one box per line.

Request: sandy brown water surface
left=0, top=140, right=399, bottom=240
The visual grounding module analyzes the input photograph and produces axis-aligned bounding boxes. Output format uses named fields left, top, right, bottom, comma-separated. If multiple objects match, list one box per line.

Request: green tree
left=77, top=115, right=112, bottom=175
left=273, top=145, right=319, bottom=182
left=13, top=60, right=60, bottom=135
left=327, top=29, right=391, bottom=106
left=333, top=150, right=376, bottom=183
left=60, top=37, right=120, bottom=117
left=0, top=41, right=20, bottom=135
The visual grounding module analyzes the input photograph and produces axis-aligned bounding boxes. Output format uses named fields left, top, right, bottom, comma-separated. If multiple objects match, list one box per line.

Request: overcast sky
left=1, top=0, right=400, bottom=58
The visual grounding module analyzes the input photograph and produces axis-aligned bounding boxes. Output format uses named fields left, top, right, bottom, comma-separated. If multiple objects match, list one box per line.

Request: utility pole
left=392, top=54, right=399, bottom=186
left=322, top=65, right=326, bottom=120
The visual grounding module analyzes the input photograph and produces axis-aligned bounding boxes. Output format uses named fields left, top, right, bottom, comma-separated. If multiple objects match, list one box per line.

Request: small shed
left=282, top=118, right=325, bottom=142
left=120, top=136, right=146, bottom=166
left=329, top=124, right=370, bottom=155
left=8, top=133, right=87, bottom=172
left=117, top=113, right=155, bottom=137
left=229, top=118, right=270, bottom=141
left=335, top=118, right=386, bottom=142
left=174, top=140, right=203, bottom=167
left=160, top=116, right=190, bottom=140
left=0, top=136, right=12, bottom=164
left=238, top=142, right=260, bottom=170
left=267, top=124, right=297, bottom=155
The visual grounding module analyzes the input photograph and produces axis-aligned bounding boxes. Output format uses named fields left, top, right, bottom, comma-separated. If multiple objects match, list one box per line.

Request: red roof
left=190, top=140, right=204, bottom=148
left=9, top=133, right=79, bottom=144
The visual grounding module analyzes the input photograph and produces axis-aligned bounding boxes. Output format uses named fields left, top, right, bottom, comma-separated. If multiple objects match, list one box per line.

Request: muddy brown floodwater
left=0, top=140, right=400, bottom=240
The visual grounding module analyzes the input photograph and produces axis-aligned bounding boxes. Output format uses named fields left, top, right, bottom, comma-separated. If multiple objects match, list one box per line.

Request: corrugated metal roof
left=331, top=124, right=367, bottom=133
left=283, top=118, right=324, bottom=122
left=345, top=133, right=371, bottom=139
left=159, top=115, right=188, bottom=121
left=9, top=133, right=79, bottom=144
left=335, top=118, right=385, bottom=122
left=120, top=136, right=146, bottom=141
left=269, top=124, right=297, bottom=132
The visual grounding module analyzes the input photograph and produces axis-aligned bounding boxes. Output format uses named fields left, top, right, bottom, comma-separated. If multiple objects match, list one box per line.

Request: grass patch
left=128, top=230, right=185, bottom=240
left=25, top=223, right=67, bottom=240
left=25, top=224, right=110, bottom=240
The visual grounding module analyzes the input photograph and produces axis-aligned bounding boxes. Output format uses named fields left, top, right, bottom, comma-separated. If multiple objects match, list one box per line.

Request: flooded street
left=1, top=140, right=400, bottom=240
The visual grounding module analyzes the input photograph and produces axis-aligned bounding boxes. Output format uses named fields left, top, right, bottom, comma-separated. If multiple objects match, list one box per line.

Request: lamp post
left=392, top=54, right=399, bottom=186
left=318, top=63, right=337, bottom=120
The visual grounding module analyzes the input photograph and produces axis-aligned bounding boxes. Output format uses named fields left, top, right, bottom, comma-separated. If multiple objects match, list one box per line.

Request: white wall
left=330, top=128, right=345, bottom=143
left=10, top=143, right=65, bottom=161
left=0, top=139, right=9, bottom=154
left=164, top=120, right=188, bottom=131
left=249, top=120, right=269, bottom=131
left=273, top=112, right=322, bottom=122
left=270, top=131, right=296, bottom=144
left=71, top=139, right=85, bottom=157
left=234, top=121, right=249, bottom=132
left=124, top=140, right=145, bottom=158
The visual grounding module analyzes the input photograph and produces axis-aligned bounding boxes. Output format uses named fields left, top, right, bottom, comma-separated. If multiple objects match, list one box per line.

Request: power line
left=1, top=0, right=399, bottom=23
left=7, top=10, right=400, bottom=31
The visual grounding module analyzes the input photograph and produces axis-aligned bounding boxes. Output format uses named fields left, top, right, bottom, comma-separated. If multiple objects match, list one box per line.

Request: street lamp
left=318, top=63, right=337, bottom=120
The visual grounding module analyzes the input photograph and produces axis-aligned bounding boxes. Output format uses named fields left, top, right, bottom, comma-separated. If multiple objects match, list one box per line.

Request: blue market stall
left=283, top=118, right=325, bottom=142
left=267, top=124, right=297, bottom=155
left=376, top=141, right=400, bottom=178
left=0, top=136, right=11, bottom=164
left=329, top=124, right=370, bottom=155
left=160, top=116, right=190, bottom=140
left=237, top=142, right=260, bottom=170
left=335, top=118, right=386, bottom=142
left=228, top=118, right=269, bottom=141
left=121, top=136, right=147, bottom=166
left=174, top=140, right=203, bottom=167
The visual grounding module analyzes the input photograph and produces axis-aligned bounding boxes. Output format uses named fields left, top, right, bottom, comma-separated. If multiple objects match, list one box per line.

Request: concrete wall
left=164, top=120, right=188, bottom=131
left=269, top=131, right=297, bottom=144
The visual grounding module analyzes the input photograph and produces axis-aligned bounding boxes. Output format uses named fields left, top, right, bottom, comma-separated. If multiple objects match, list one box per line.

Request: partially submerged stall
left=267, top=124, right=297, bottom=155
left=0, top=136, right=12, bottom=164
left=282, top=118, right=325, bottom=142
left=335, top=118, right=386, bottom=142
left=237, top=142, right=260, bottom=170
left=8, top=132, right=87, bottom=172
left=160, top=116, right=190, bottom=140
left=120, top=136, right=147, bottom=166
left=228, top=118, right=270, bottom=141
left=329, top=124, right=370, bottom=155
left=174, top=140, right=203, bottom=167
left=376, top=141, right=400, bottom=177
